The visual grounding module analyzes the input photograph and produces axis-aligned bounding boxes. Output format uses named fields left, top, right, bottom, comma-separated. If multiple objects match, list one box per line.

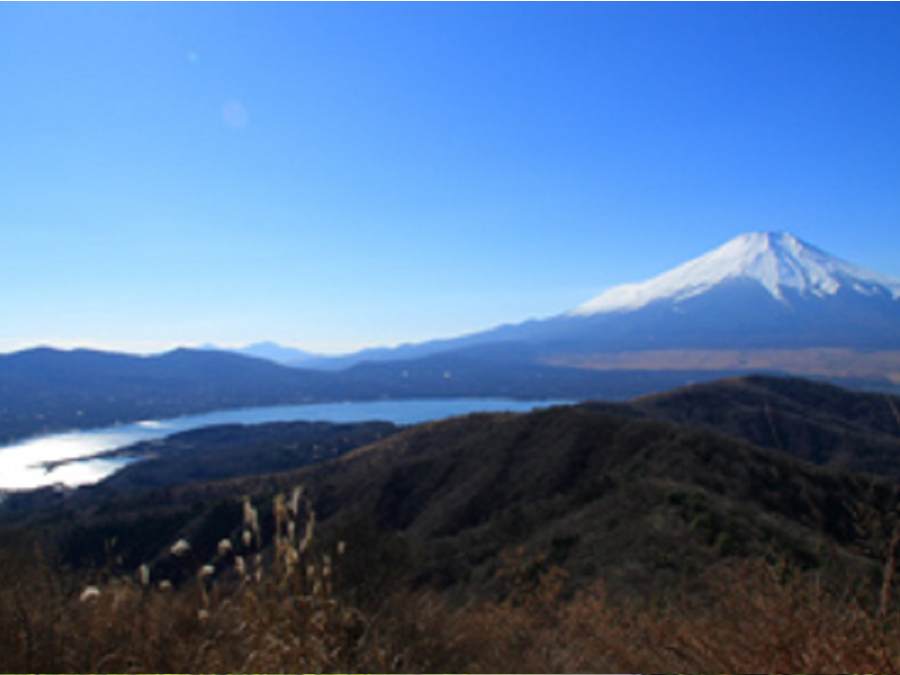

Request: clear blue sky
left=2, top=3, right=899, bottom=354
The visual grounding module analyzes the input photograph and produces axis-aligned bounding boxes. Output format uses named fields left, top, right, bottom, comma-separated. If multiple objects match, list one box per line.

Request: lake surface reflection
left=0, top=398, right=570, bottom=491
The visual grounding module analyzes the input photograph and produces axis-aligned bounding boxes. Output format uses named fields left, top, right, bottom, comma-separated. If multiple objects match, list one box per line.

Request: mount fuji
left=572, top=231, right=900, bottom=316
left=303, top=232, right=900, bottom=374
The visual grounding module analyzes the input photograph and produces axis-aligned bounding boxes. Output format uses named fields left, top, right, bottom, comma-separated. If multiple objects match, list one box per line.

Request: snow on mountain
left=572, top=232, right=900, bottom=316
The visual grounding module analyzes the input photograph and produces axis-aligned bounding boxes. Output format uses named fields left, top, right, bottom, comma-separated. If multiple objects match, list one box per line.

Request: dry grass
left=382, top=550, right=899, bottom=674
left=3, top=493, right=900, bottom=673
left=0, top=489, right=397, bottom=673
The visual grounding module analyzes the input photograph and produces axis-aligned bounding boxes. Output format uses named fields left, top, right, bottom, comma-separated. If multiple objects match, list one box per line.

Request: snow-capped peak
left=572, top=231, right=900, bottom=316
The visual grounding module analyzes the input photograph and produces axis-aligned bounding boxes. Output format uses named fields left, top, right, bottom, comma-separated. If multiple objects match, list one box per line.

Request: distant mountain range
left=202, top=341, right=320, bottom=365
left=205, top=232, right=900, bottom=386
left=0, top=347, right=331, bottom=442
left=267, top=232, right=900, bottom=372
left=0, top=345, right=756, bottom=443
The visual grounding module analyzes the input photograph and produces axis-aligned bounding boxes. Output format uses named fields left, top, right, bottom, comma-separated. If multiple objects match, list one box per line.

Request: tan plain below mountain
left=546, top=348, right=900, bottom=384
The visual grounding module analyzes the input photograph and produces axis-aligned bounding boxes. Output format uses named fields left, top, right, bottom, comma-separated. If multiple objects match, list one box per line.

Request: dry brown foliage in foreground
left=3, top=489, right=900, bottom=673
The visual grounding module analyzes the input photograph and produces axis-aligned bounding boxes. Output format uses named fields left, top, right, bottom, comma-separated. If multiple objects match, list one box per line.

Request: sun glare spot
left=222, top=100, right=249, bottom=129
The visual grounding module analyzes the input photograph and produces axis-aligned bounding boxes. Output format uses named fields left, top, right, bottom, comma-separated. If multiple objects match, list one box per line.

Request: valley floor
left=547, top=348, right=900, bottom=384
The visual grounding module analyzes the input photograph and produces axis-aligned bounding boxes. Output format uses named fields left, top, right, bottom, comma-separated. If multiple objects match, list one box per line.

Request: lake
left=0, top=398, right=571, bottom=491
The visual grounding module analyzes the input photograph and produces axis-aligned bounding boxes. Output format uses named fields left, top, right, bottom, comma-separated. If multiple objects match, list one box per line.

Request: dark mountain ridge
left=627, top=375, right=900, bottom=477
